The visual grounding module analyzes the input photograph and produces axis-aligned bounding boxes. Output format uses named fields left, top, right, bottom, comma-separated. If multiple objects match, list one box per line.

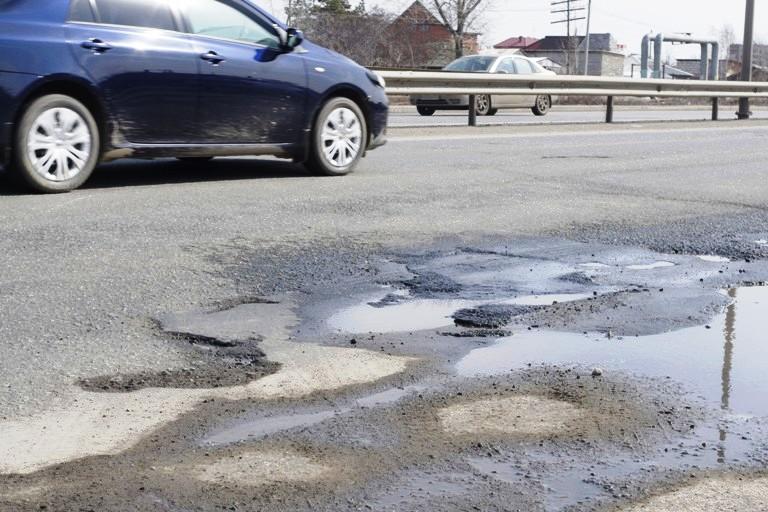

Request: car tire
left=487, top=108, right=499, bottom=116
left=532, top=95, right=552, bottom=116
left=305, top=97, right=367, bottom=177
left=11, top=94, right=100, bottom=193
left=475, top=95, right=492, bottom=116
left=417, top=106, right=436, bottom=116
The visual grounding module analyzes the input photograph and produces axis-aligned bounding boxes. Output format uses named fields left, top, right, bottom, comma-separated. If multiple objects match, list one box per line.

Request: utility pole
left=738, top=0, right=756, bottom=120
left=584, top=0, right=592, bottom=75
left=551, top=0, right=586, bottom=74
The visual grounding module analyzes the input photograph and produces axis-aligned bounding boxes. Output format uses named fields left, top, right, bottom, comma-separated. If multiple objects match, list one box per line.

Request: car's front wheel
left=417, top=106, right=436, bottom=116
left=305, top=97, right=367, bottom=177
left=532, top=95, right=552, bottom=116
left=12, top=94, right=100, bottom=193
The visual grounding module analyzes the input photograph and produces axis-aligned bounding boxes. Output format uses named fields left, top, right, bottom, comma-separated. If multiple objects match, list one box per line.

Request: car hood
left=303, top=41, right=363, bottom=68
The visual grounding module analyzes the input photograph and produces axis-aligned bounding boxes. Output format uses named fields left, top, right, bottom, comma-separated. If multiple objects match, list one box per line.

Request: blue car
left=0, top=0, right=388, bottom=192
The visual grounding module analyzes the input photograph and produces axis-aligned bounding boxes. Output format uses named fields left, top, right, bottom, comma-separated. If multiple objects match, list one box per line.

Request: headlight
left=366, top=70, right=386, bottom=89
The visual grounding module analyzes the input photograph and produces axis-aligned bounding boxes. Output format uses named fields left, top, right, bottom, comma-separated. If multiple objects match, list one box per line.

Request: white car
left=410, top=54, right=556, bottom=117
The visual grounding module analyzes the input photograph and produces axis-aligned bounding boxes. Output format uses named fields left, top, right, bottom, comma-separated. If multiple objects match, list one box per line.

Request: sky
left=254, top=0, right=768, bottom=59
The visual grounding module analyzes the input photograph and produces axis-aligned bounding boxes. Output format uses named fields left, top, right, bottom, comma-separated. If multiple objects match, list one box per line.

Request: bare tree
left=430, top=0, right=489, bottom=59
left=719, top=24, right=736, bottom=60
left=287, top=1, right=393, bottom=66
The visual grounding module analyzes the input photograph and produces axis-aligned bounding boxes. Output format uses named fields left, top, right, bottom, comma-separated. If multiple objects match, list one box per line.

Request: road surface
left=1, top=119, right=768, bottom=511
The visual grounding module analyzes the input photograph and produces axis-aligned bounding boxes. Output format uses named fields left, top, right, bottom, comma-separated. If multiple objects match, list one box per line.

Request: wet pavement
left=2, top=237, right=768, bottom=511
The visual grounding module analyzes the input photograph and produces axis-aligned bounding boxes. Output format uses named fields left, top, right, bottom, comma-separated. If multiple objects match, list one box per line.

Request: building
left=729, top=43, right=768, bottom=69
left=522, top=33, right=626, bottom=76
left=493, top=36, right=539, bottom=54
left=675, top=59, right=729, bottom=80
left=382, top=1, right=480, bottom=68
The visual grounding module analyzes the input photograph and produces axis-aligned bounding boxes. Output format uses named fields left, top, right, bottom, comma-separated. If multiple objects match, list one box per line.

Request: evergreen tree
left=315, top=0, right=353, bottom=13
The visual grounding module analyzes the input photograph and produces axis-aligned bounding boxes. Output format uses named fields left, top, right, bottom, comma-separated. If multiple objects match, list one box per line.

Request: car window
left=178, top=0, right=281, bottom=48
left=69, top=0, right=95, bottom=22
left=514, top=59, right=535, bottom=74
left=93, top=0, right=177, bottom=31
left=496, top=59, right=517, bottom=74
left=445, top=56, right=496, bottom=73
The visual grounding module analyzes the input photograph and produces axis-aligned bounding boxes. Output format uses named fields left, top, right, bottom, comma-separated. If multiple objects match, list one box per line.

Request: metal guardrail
left=377, top=70, right=768, bottom=125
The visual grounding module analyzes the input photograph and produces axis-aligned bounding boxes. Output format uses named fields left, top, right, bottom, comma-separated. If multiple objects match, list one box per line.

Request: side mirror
left=285, top=28, right=304, bottom=50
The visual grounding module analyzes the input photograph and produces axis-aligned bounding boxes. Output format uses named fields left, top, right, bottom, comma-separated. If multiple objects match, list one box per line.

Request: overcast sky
left=254, top=0, right=766, bottom=59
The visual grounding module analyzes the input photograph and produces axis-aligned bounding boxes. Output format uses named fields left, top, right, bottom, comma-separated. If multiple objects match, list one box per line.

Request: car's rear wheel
left=475, top=95, right=492, bottom=116
left=532, top=95, right=552, bottom=116
left=12, top=94, right=99, bottom=193
left=417, top=106, right=436, bottom=116
left=487, top=108, right=499, bottom=116
left=305, top=97, right=367, bottom=177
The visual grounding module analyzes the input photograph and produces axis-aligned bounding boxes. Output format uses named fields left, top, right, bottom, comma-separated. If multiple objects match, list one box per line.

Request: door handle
left=200, top=51, right=225, bottom=65
left=81, top=38, right=112, bottom=53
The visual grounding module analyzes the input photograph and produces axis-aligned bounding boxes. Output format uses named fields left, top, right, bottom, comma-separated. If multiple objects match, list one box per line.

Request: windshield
left=444, top=56, right=496, bottom=73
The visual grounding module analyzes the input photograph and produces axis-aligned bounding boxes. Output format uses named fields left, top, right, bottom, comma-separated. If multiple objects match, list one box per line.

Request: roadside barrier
left=377, top=70, right=768, bottom=126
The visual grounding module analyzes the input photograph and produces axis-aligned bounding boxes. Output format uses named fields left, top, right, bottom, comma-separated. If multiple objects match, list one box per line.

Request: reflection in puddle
left=457, top=287, right=768, bottom=480
left=625, top=261, right=676, bottom=270
left=458, top=287, right=767, bottom=415
left=328, top=293, right=593, bottom=334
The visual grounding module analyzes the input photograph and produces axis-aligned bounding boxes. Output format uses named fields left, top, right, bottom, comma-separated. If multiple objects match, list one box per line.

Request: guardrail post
left=605, top=96, right=614, bottom=123
left=711, top=98, right=719, bottom=121
left=468, top=95, right=477, bottom=127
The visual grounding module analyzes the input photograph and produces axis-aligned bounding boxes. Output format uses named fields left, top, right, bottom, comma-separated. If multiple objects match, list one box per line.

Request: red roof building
left=381, top=1, right=480, bottom=68
left=494, top=36, right=539, bottom=50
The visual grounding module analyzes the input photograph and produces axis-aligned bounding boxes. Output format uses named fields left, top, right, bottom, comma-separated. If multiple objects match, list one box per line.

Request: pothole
left=78, top=339, right=279, bottom=392
left=438, top=395, right=584, bottom=437
left=457, top=287, right=768, bottom=416
left=620, top=475, right=768, bottom=512
left=328, top=291, right=595, bottom=334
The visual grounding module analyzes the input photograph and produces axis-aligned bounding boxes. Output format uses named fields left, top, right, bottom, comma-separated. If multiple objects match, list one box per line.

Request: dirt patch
left=453, top=304, right=539, bottom=329
left=438, top=395, right=584, bottom=437
left=192, top=449, right=332, bottom=487
left=620, top=475, right=768, bottom=512
left=401, top=270, right=462, bottom=297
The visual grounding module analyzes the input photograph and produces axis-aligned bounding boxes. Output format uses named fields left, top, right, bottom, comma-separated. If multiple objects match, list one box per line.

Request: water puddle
left=579, top=262, right=610, bottom=269
left=202, top=385, right=424, bottom=446
left=697, top=255, right=731, bottom=263
left=458, top=287, right=768, bottom=508
left=458, top=287, right=768, bottom=417
left=328, top=293, right=594, bottom=334
left=625, top=261, right=676, bottom=270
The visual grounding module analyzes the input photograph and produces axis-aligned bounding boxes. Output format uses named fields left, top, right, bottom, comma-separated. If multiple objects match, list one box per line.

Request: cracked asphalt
left=2, top=119, right=768, bottom=511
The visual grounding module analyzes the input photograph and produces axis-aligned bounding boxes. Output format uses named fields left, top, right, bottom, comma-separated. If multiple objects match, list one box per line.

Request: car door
left=494, top=58, right=528, bottom=108
left=513, top=58, right=539, bottom=107
left=67, top=0, right=200, bottom=144
left=177, top=0, right=308, bottom=145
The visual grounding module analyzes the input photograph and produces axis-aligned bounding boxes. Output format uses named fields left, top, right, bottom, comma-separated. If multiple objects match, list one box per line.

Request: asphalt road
left=389, top=104, right=768, bottom=127
left=3, top=119, right=768, bottom=416
left=2, top=119, right=768, bottom=511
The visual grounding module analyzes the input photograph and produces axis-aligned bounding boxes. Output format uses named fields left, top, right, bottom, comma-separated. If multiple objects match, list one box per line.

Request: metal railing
left=377, top=70, right=768, bottom=125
